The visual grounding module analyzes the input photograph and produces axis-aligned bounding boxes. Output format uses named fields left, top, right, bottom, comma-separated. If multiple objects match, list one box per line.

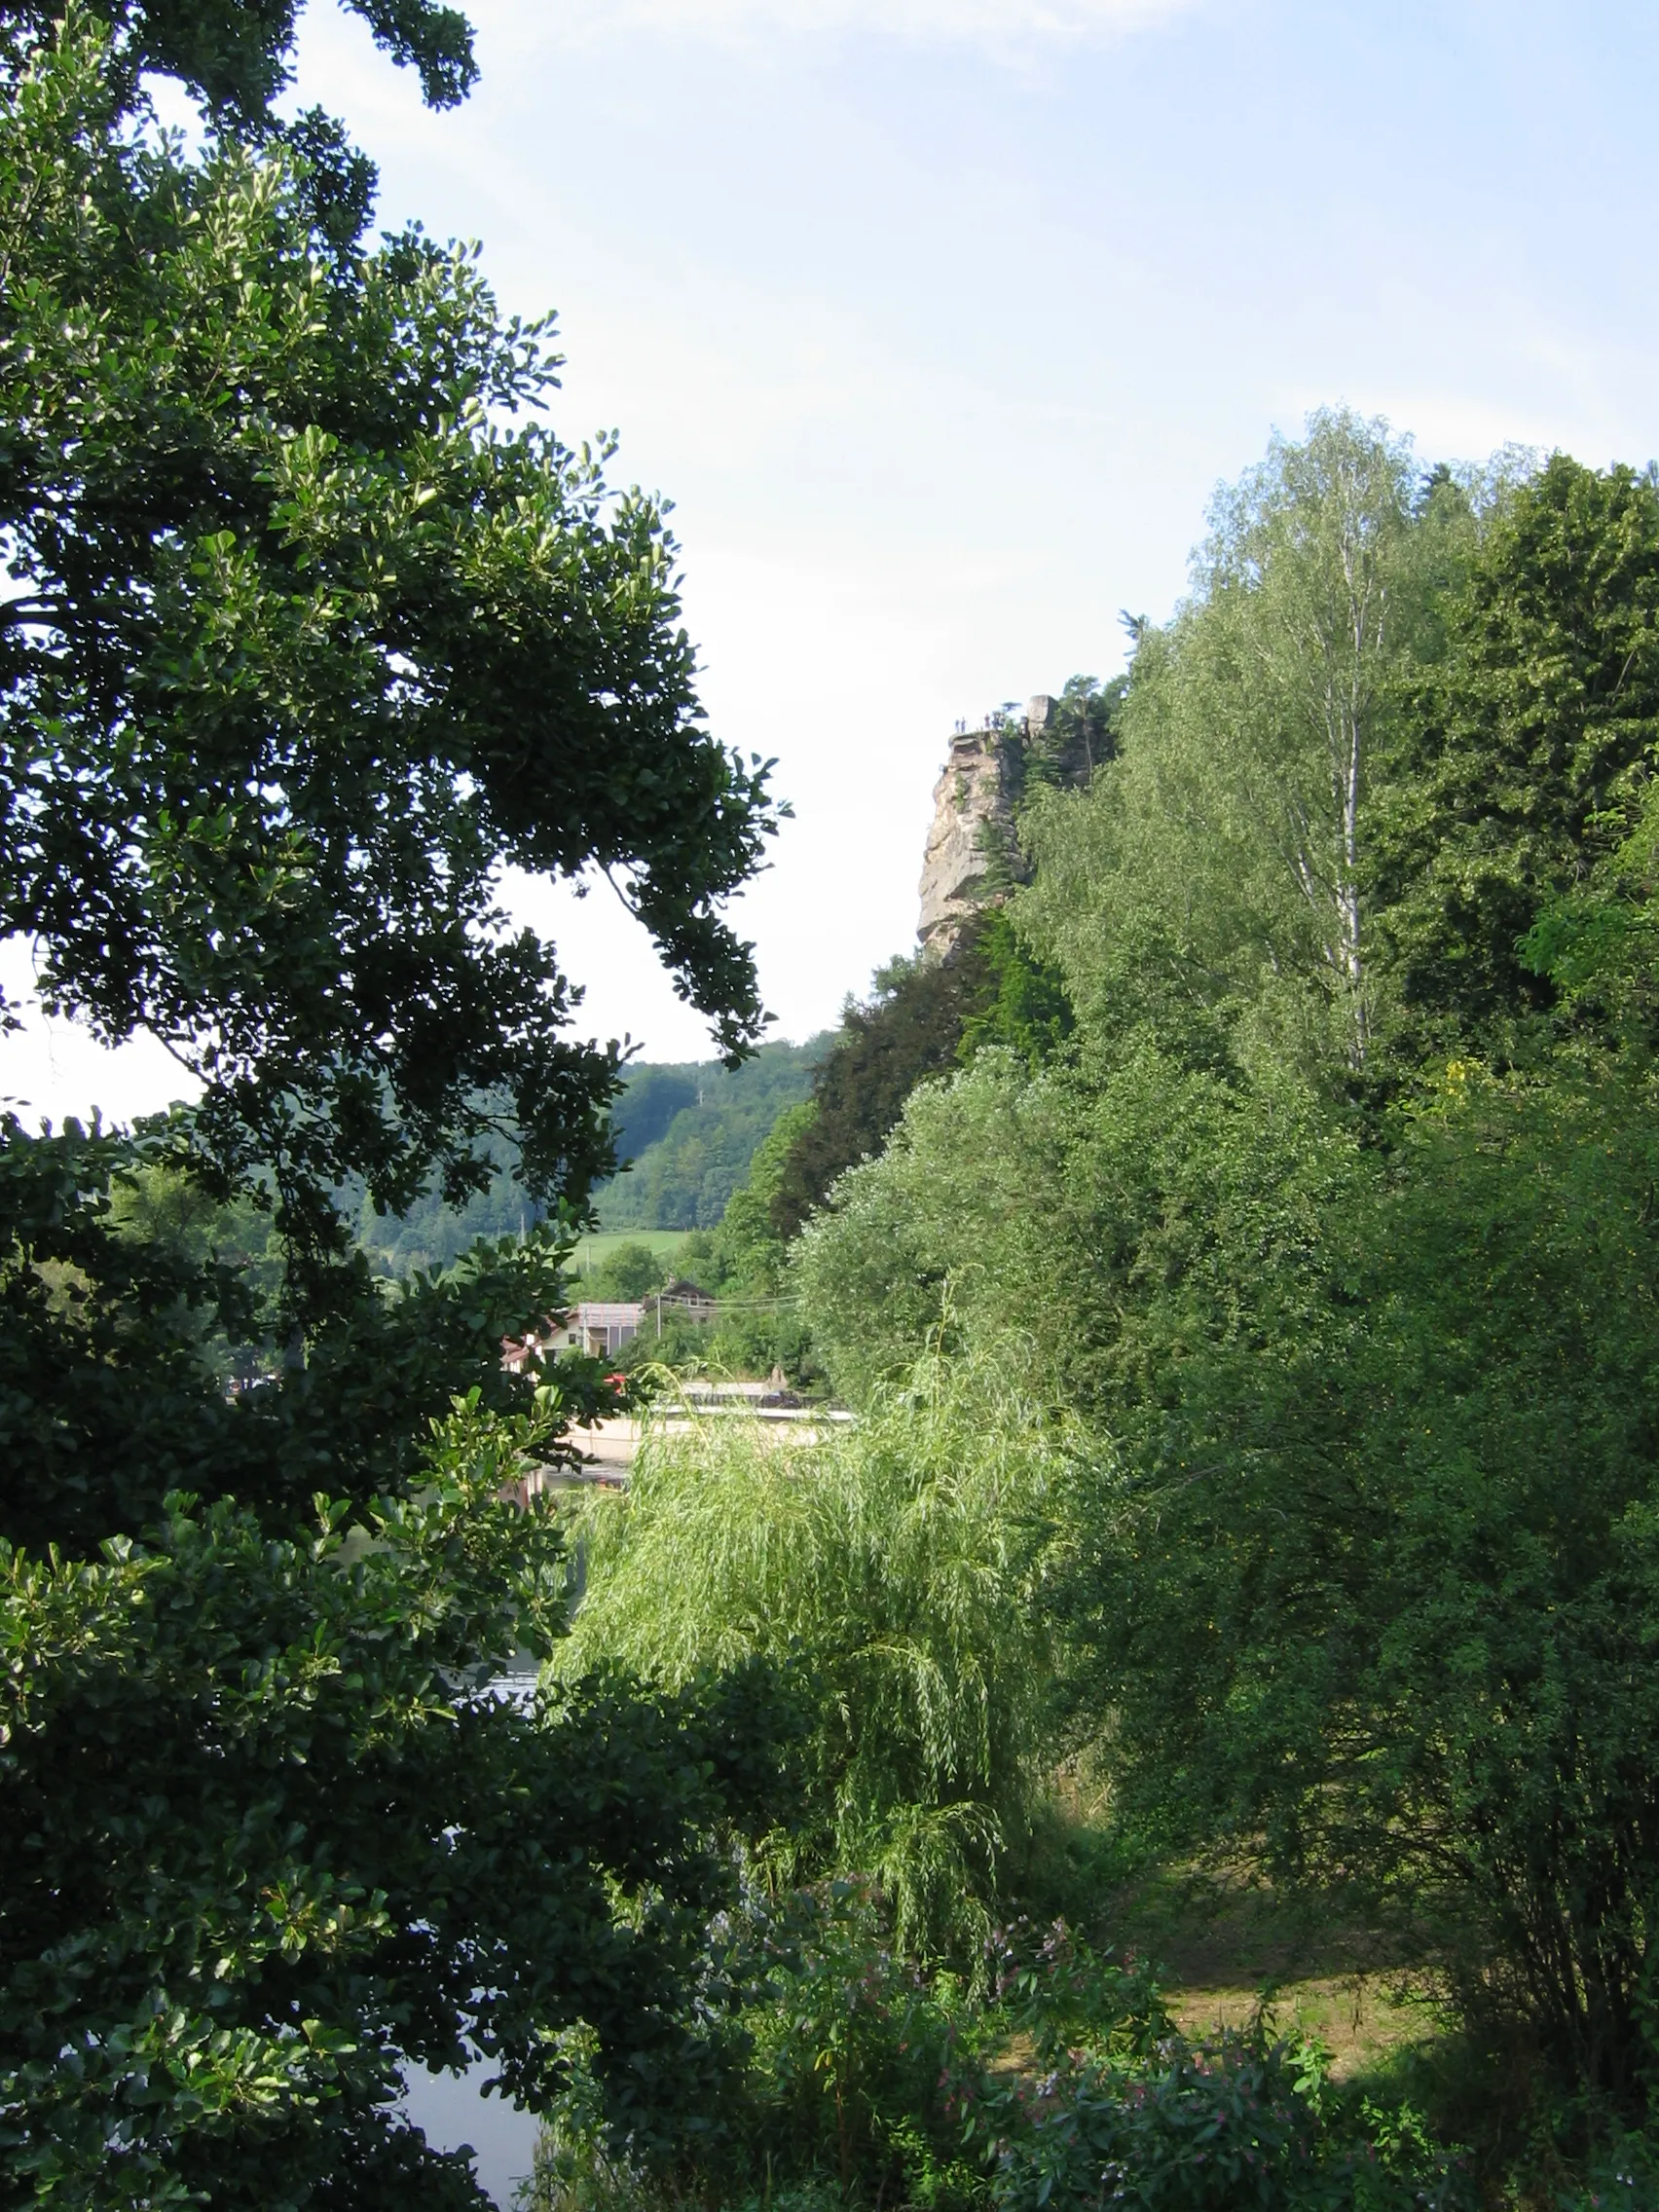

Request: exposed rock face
left=917, top=695, right=1055, bottom=952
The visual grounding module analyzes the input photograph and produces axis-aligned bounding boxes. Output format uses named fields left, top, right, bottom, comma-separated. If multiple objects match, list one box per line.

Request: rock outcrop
left=916, top=695, right=1056, bottom=952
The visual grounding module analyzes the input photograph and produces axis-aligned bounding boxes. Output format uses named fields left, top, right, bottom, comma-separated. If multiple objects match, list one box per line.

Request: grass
left=570, top=1229, right=689, bottom=1272
left=1013, top=1781, right=1444, bottom=2086
left=1118, top=1872, right=1441, bottom=2083
left=1163, top=1972, right=1436, bottom=2081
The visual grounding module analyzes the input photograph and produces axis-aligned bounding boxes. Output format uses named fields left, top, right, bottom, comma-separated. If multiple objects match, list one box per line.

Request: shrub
left=522, top=1889, right=1473, bottom=2212
left=993, top=2035, right=1472, bottom=2212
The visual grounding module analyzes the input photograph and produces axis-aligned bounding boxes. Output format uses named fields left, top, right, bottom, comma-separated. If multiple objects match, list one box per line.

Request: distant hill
left=354, top=1036, right=828, bottom=1272
left=352, top=1125, right=540, bottom=1278
left=597, top=1037, right=829, bottom=1231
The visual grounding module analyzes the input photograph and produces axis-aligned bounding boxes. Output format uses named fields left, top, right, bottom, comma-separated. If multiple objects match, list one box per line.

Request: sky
left=8, top=0, right=1659, bottom=1121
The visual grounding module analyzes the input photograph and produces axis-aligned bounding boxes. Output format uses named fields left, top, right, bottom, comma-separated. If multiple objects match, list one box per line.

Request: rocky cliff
left=916, top=695, right=1056, bottom=951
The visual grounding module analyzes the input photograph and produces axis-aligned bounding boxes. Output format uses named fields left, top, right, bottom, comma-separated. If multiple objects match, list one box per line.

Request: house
left=500, top=1322, right=557, bottom=1374
left=656, top=1277, right=717, bottom=1323
left=574, top=1302, right=645, bottom=1357
left=501, top=1303, right=643, bottom=1369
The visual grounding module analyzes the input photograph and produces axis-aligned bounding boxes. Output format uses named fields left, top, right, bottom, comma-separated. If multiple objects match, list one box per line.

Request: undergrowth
left=515, top=1882, right=1478, bottom=2212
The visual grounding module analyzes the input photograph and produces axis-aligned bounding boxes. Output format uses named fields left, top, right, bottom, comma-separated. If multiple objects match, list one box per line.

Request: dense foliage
left=766, top=952, right=984, bottom=1238
left=562, top=1348, right=1070, bottom=1957
left=595, top=1040, right=826, bottom=1233
left=524, top=1888, right=1483, bottom=2212
left=0, top=0, right=477, bottom=124
left=0, top=1121, right=628, bottom=1556
left=0, top=8, right=791, bottom=2202
left=3, top=1399, right=787, bottom=2206
left=767, top=917, right=1080, bottom=1242
left=0, top=7, right=777, bottom=1290
left=1062, top=1064, right=1659, bottom=2106
left=1379, top=454, right=1659, bottom=1042
left=786, top=413, right=1659, bottom=2159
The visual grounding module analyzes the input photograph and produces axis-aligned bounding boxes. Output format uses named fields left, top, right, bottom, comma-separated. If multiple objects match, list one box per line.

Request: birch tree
left=1021, top=411, right=1460, bottom=1082
left=1198, top=410, right=1420, bottom=1068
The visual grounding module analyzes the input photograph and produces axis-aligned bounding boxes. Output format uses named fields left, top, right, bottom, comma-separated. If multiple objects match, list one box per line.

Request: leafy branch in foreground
left=0, top=4, right=794, bottom=2199
left=1, top=1394, right=791, bottom=2207
left=0, top=11, right=780, bottom=1295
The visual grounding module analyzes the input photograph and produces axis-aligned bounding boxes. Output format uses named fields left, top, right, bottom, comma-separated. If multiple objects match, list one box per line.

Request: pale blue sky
left=9, top=0, right=1659, bottom=1115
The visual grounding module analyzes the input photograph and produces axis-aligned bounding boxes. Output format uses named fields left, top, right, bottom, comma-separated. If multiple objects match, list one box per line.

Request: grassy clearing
left=1113, top=1863, right=1443, bottom=2085
left=569, top=1228, right=688, bottom=1272
left=1163, top=1974, right=1433, bottom=2081
left=1013, top=1782, right=1445, bottom=2089
left=1138, top=1892, right=1439, bottom=2082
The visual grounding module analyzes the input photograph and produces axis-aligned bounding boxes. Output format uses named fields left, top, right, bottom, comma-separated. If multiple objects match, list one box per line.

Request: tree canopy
left=0, top=0, right=477, bottom=124
left=793, top=420, right=1659, bottom=2123
left=0, top=10, right=791, bottom=2201
left=1377, top=454, right=1659, bottom=1042
left=1, top=7, right=778, bottom=1288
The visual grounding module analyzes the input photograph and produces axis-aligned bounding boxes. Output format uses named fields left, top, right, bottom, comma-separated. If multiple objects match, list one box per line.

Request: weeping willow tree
left=557, top=1344, right=1076, bottom=1958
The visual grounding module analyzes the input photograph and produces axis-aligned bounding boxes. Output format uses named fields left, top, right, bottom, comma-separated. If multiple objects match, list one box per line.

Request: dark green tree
left=956, top=908, right=1074, bottom=1069
left=0, top=1117, right=622, bottom=1555
left=1374, top=455, right=1659, bottom=1046
left=3, top=1401, right=789, bottom=2206
left=769, top=946, right=991, bottom=1239
left=0, top=7, right=777, bottom=1295
left=1060, top=1064, right=1659, bottom=2113
left=1020, top=672, right=1124, bottom=793
left=0, top=0, right=477, bottom=121
left=0, top=11, right=789, bottom=2202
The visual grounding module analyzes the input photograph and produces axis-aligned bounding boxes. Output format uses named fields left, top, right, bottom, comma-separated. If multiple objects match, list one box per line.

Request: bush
left=993, top=2033, right=1471, bottom=2212
left=520, top=1881, right=990, bottom=2212
left=731, top=1880, right=990, bottom=2206
left=522, top=1888, right=1473, bottom=2212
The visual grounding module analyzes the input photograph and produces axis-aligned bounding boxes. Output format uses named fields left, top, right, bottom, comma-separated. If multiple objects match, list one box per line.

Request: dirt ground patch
left=1163, top=1972, right=1435, bottom=2079
left=1090, top=1862, right=1445, bottom=2082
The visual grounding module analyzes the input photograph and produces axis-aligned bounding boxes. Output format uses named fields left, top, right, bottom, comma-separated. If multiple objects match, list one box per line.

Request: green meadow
left=570, top=1228, right=690, bottom=1274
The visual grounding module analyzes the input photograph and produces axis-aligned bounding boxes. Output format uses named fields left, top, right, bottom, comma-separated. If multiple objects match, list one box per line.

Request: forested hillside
left=596, top=1037, right=827, bottom=1230
left=348, top=1040, right=823, bottom=1271
left=567, top=416, right=1659, bottom=2204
